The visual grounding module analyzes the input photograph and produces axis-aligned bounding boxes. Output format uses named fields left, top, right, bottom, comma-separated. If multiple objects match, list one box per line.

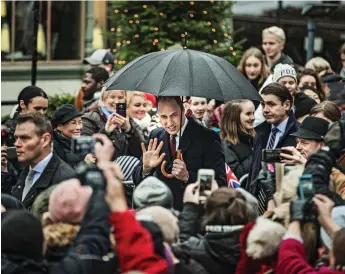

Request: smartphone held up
left=198, top=169, right=215, bottom=201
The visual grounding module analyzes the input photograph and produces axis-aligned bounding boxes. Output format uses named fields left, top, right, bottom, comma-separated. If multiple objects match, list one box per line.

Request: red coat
left=277, top=238, right=344, bottom=274
left=109, top=210, right=168, bottom=274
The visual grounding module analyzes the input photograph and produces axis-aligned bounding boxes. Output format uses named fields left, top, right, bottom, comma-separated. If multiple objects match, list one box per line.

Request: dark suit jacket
left=11, top=153, right=76, bottom=209
left=133, top=117, right=227, bottom=210
left=248, top=111, right=300, bottom=192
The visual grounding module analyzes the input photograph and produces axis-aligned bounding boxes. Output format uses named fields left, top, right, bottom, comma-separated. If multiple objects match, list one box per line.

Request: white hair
left=262, top=26, right=286, bottom=43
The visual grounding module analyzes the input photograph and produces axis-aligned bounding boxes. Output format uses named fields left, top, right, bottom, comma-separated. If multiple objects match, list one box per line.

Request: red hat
left=145, top=93, right=156, bottom=107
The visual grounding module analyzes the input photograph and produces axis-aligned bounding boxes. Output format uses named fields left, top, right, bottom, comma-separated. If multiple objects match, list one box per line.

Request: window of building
left=1, top=1, right=85, bottom=64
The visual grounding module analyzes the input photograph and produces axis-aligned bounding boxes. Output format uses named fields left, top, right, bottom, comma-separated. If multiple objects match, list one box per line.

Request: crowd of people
left=1, top=25, right=345, bottom=274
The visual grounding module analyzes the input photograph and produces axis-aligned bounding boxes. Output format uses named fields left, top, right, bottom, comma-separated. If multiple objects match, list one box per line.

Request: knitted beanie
left=49, top=179, right=92, bottom=224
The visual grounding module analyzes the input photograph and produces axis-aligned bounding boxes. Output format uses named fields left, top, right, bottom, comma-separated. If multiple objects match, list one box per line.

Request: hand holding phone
left=280, top=147, right=306, bottom=165
left=116, top=103, right=127, bottom=118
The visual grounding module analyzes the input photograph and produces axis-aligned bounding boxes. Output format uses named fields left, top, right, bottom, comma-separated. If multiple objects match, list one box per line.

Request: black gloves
left=290, top=199, right=317, bottom=223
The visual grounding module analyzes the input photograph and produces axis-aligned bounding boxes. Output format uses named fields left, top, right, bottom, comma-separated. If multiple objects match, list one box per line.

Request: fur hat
left=136, top=206, right=179, bottom=244
left=246, top=217, right=286, bottom=260
left=236, top=217, right=286, bottom=273
left=49, top=179, right=93, bottom=224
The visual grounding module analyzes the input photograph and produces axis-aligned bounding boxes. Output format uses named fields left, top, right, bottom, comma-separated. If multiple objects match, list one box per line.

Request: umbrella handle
left=161, top=150, right=182, bottom=178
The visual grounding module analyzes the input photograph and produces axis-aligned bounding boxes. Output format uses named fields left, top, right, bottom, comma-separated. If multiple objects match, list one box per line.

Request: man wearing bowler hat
left=280, top=116, right=330, bottom=164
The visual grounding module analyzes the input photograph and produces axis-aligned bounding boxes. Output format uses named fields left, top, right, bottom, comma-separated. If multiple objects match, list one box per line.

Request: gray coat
left=81, top=108, right=145, bottom=159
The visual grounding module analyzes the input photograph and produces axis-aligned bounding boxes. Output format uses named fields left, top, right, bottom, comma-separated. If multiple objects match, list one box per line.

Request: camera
left=75, top=162, right=105, bottom=191
left=1, top=127, right=15, bottom=146
left=71, top=136, right=96, bottom=158
left=291, top=174, right=317, bottom=223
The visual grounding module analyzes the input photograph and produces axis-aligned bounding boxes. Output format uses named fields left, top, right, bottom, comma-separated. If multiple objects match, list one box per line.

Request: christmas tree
left=107, top=1, right=242, bottom=70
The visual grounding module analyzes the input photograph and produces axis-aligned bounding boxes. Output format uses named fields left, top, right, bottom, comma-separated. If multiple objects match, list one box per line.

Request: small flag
left=225, top=163, right=240, bottom=189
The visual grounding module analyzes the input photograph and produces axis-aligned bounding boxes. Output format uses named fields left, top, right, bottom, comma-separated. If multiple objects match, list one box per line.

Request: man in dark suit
left=248, top=83, right=299, bottom=190
left=2, top=112, right=75, bottom=209
left=133, top=96, right=227, bottom=210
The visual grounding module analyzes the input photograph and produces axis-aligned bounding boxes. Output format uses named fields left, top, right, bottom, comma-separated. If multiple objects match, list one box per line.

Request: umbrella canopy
left=104, top=49, right=261, bottom=103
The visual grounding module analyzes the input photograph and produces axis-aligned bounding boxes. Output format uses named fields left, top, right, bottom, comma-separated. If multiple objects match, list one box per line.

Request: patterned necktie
left=22, top=169, right=36, bottom=201
left=170, top=134, right=176, bottom=159
left=267, top=127, right=279, bottom=149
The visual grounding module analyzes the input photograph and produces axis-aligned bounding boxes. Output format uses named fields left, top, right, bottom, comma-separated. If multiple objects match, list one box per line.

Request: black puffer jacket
left=222, top=132, right=254, bottom=180
left=2, top=191, right=113, bottom=274
left=52, top=132, right=82, bottom=168
left=81, top=108, right=144, bottom=159
left=304, top=149, right=345, bottom=206
left=175, top=203, right=242, bottom=274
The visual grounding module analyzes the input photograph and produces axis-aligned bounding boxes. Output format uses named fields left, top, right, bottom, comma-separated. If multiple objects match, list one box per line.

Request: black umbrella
left=104, top=48, right=261, bottom=103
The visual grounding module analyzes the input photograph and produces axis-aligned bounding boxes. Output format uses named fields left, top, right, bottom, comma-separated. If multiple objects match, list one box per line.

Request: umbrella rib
left=158, top=51, right=182, bottom=94
left=200, top=55, right=224, bottom=98
left=186, top=50, right=193, bottom=97
left=136, top=52, right=175, bottom=90
left=206, top=54, right=243, bottom=96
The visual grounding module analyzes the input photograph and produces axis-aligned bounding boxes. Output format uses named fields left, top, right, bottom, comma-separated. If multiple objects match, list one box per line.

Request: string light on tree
left=111, top=27, right=115, bottom=32
left=190, top=1, right=194, bottom=5
left=203, top=10, right=208, bottom=14
left=207, top=21, right=212, bottom=25
left=143, top=5, right=147, bottom=8
left=124, top=9, right=128, bottom=13
left=213, top=40, right=217, bottom=44
left=114, top=9, right=119, bottom=14
left=129, top=20, right=133, bottom=24
left=181, top=33, right=185, bottom=37
left=116, top=42, right=121, bottom=46
left=212, top=28, right=216, bottom=32
left=126, top=40, right=131, bottom=44
left=134, top=34, right=139, bottom=38
left=136, top=20, right=140, bottom=24
left=117, top=27, right=121, bottom=32
left=134, top=14, right=139, bottom=18
left=159, top=12, right=164, bottom=16
left=154, top=27, right=159, bottom=31
left=189, top=13, right=194, bottom=18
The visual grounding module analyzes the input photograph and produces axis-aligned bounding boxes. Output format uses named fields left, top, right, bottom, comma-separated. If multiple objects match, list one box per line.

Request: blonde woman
left=220, top=99, right=255, bottom=180
left=238, top=47, right=270, bottom=90
left=126, top=92, right=152, bottom=138
left=81, top=89, right=144, bottom=158
left=305, top=57, right=333, bottom=77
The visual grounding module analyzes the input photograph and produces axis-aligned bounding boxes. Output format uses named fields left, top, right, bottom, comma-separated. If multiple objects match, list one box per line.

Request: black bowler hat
left=51, top=104, right=82, bottom=128
left=291, top=116, right=329, bottom=141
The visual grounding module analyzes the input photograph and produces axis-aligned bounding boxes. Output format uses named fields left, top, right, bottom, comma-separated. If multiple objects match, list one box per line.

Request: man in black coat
left=248, top=83, right=299, bottom=190
left=133, top=96, right=227, bottom=210
left=1, top=113, right=75, bottom=209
